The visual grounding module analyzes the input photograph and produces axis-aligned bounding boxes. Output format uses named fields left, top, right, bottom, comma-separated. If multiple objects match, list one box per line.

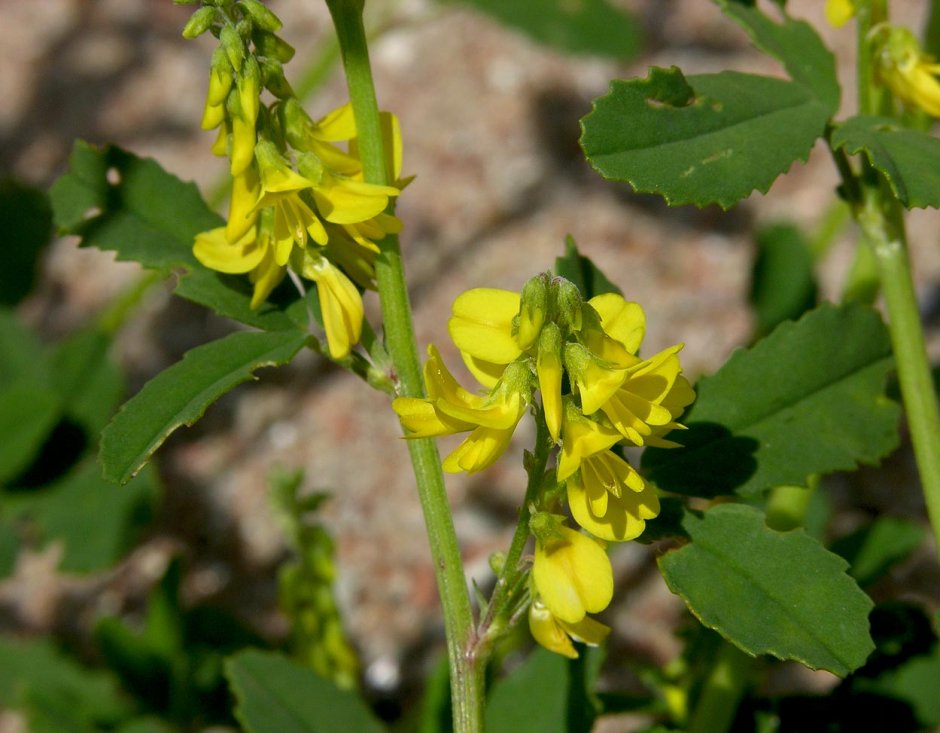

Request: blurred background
left=1, top=0, right=939, bottom=729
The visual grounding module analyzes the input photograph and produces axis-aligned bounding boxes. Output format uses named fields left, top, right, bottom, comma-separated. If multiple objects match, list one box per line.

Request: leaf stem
left=323, top=2, right=483, bottom=730
left=857, top=185, right=940, bottom=561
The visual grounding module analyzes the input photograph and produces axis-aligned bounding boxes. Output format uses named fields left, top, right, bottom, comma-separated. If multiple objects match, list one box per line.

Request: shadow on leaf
left=642, top=422, right=759, bottom=498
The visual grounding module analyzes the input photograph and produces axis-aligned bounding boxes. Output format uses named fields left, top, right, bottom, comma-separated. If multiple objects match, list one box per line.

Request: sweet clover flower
left=392, top=346, right=530, bottom=473
left=188, top=3, right=406, bottom=360
left=531, top=519, right=613, bottom=624
left=392, top=273, right=694, bottom=657
left=527, top=598, right=609, bottom=660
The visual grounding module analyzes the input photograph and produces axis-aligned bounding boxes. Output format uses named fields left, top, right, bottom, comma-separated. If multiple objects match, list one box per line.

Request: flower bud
left=207, top=47, right=234, bottom=106
left=537, top=322, right=563, bottom=442
left=238, top=55, right=262, bottom=126
left=554, top=277, right=583, bottom=332
left=210, top=122, right=229, bottom=156
left=182, top=6, right=217, bottom=39
left=253, top=29, right=296, bottom=63
left=260, top=58, right=294, bottom=99
left=220, top=23, right=245, bottom=71
left=281, top=97, right=316, bottom=151
left=237, top=0, right=283, bottom=32
left=517, top=274, right=549, bottom=351
left=564, top=342, right=625, bottom=415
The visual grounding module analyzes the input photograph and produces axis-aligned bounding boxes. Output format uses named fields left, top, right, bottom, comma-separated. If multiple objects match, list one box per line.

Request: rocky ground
left=2, top=0, right=939, bottom=730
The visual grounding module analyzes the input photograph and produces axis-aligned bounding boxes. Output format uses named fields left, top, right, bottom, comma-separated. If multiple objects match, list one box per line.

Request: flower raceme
left=185, top=2, right=404, bottom=360
left=393, top=274, right=693, bottom=657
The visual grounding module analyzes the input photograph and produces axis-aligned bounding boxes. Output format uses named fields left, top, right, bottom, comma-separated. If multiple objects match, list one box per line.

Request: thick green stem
left=858, top=189, right=940, bottom=561
left=324, top=2, right=483, bottom=730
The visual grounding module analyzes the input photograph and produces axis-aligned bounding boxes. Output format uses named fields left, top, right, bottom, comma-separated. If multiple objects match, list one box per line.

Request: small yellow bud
left=537, top=322, right=564, bottom=441
left=238, top=55, right=262, bottom=126
left=207, top=48, right=234, bottom=106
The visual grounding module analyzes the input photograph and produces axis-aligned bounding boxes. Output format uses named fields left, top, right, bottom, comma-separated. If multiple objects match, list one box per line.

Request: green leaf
left=101, top=329, right=308, bottom=484
left=0, top=178, right=53, bottom=306
left=3, top=460, right=157, bottom=573
left=749, top=222, right=817, bottom=338
left=51, top=327, right=126, bottom=437
left=485, top=647, right=602, bottom=733
left=0, top=385, right=61, bottom=486
left=866, top=652, right=940, bottom=727
left=643, top=302, right=899, bottom=497
left=580, top=67, right=832, bottom=209
left=226, top=649, right=385, bottom=733
left=659, top=504, right=874, bottom=676
left=830, top=516, right=926, bottom=588
left=717, top=0, right=840, bottom=113
left=0, top=634, right=133, bottom=725
left=832, top=116, right=940, bottom=209
left=554, top=236, right=622, bottom=299
left=486, top=648, right=568, bottom=733
left=50, top=141, right=301, bottom=331
left=0, top=308, right=51, bottom=389
left=443, top=0, right=640, bottom=58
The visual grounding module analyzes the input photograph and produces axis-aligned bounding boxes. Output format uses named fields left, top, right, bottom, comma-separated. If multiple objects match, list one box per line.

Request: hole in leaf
left=106, top=167, right=121, bottom=185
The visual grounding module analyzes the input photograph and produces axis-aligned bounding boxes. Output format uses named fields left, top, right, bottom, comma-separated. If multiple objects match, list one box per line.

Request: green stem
left=857, top=187, right=940, bottom=562
left=479, top=412, right=552, bottom=645
left=324, top=2, right=482, bottom=730
left=686, top=643, right=751, bottom=733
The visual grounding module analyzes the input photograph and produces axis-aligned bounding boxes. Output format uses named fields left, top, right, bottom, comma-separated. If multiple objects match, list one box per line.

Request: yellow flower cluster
left=186, top=4, right=404, bottom=359
left=392, top=273, right=694, bottom=656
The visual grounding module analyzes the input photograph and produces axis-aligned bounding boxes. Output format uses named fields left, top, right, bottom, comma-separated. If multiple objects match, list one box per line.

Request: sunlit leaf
left=100, top=330, right=308, bottom=485
left=659, top=504, right=874, bottom=676
left=643, top=303, right=899, bottom=497
left=581, top=67, right=831, bottom=209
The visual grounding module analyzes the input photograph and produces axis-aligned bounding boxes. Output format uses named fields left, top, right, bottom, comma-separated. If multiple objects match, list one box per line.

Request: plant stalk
left=857, top=188, right=940, bottom=561
left=324, top=1, right=483, bottom=729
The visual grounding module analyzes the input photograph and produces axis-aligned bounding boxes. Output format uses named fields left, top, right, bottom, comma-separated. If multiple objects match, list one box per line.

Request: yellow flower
left=581, top=294, right=645, bottom=367
left=825, top=0, right=856, bottom=28
left=564, top=342, right=628, bottom=416
left=225, top=168, right=261, bottom=243
left=556, top=402, right=621, bottom=482
left=296, top=250, right=364, bottom=359
left=598, top=344, right=694, bottom=446
left=448, top=288, right=522, bottom=388
left=567, top=451, right=660, bottom=542
left=392, top=347, right=529, bottom=474
left=253, top=141, right=328, bottom=253
left=532, top=524, right=612, bottom=624
left=528, top=598, right=609, bottom=659
left=193, top=210, right=286, bottom=310
left=537, top=323, right=564, bottom=441
left=876, top=26, right=940, bottom=118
